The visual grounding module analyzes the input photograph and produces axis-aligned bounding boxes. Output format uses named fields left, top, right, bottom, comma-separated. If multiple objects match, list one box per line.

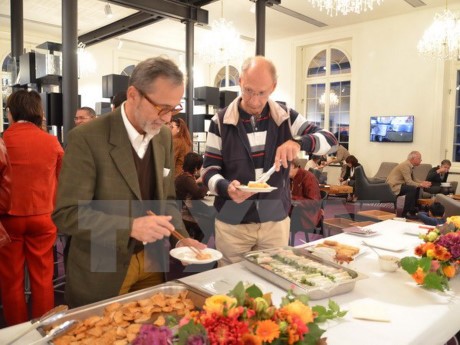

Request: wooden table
left=356, top=209, right=395, bottom=221
left=320, top=184, right=353, bottom=195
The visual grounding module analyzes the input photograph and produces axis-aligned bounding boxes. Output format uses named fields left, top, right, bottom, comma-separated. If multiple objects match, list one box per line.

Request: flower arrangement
left=133, top=282, right=347, bottom=345
left=401, top=216, right=460, bottom=291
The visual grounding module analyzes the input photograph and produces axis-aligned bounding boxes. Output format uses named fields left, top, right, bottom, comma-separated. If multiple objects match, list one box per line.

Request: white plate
left=237, top=186, right=278, bottom=193
left=170, top=247, right=222, bottom=264
left=362, top=238, right=406, bottom=252
left=343, top=226, right=379, bottom=237
left=404, top=225, right=434, bottom=237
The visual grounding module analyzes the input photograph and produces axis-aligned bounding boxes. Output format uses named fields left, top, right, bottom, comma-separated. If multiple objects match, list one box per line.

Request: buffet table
left=181, top=220, right=460, bottom=345
left=0, top=220, right=458, bottom=345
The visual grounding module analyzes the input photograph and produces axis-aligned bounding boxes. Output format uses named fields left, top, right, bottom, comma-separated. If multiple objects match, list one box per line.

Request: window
left=304, top=47, right=351, bottom=149
left=453, top=70, right=460, bottom=162
left=214, top=65, right=239, bottom=88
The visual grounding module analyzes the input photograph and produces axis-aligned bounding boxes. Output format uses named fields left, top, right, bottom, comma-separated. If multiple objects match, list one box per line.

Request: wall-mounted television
left=370, top=115, right=414, bottom=142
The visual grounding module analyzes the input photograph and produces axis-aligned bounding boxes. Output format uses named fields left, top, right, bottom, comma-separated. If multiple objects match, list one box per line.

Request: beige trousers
left=215, top=217, right=290, bottom=267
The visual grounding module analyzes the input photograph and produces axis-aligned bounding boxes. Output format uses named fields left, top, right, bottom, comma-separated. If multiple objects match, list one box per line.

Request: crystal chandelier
left=198, top=0, right=245, bottom=64
left=77, top=42, right=97, bottom=77
left=417, top=9, right=460, bottom=60
left=319, top=91, right=340, bottom=108
left=309, top=0, right=383, bottom=16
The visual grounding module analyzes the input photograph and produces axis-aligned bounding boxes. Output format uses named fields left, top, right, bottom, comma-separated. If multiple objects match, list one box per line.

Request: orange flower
left=443, top=265, right=456, bottom=278
left=412, top=267, right=426, bottom=284
left=255, top=320, right=280, bottom=343
left=241, top=333, right=263, bottom=345
left=280, top=300, right=314, bottom=324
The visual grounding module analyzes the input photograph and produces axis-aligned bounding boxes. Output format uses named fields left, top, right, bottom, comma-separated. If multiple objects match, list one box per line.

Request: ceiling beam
left=109, top=0, right=209, bottom=24
left=269, top=3, right=327, bottom=27
left=78, top=12, right=165, bottom=46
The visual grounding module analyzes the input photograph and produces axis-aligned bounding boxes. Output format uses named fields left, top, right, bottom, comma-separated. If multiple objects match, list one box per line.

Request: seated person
left=424, top=159, right=451, bottom=195
left=305, top=154, right=324, bottom=171
left=417, top=202, right=446, bottom=226
left=175, top=152, right=208, bottom=201
left=289, top=159, right=323, bottom=235
left=325, top=144, right=350, bottom=179
left=339, top=155, right=361, bottom=202
left=386, top=151, right=431, bottom=219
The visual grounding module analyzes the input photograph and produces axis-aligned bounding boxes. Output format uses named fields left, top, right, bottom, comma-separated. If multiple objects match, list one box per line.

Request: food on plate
left=315, top=240, right=360, bottom=264
left=247, top=181, right=270, bottom=188
left=195, top=251, right=212, bottom=260
left=53, top=290, right=195, bottom=345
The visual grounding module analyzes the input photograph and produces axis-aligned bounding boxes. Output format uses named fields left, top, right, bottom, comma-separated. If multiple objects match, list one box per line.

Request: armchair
left=354, top=166, right=397, bottom=208
left=368, top=162, right=398, bottom=183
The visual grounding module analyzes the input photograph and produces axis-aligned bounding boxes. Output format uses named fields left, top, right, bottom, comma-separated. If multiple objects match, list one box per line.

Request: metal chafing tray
left=242, top=246, right=365, bottom=300
left=38, top=281, right=209, bottom=342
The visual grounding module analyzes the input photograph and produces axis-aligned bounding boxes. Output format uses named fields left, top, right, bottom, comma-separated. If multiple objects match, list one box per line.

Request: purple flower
left=132, top=325, right=173, bottom=345
left=437, top=233, right=460, bottom=259
left=186, top=334, right=208, bottom=345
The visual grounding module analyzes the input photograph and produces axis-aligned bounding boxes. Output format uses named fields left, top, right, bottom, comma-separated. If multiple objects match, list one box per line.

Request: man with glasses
left=74, top=106, right=96, bottom=126
left=53, top=57, right=204, bottom=307
left=202, top=55, right=338, bottom=266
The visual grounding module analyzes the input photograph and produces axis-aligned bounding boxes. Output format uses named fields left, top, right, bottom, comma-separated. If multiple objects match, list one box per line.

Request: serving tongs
left=28, top=319, right=79, bottom=345
left=6, top=305, right=68, bottom=345
left=255, top=162, right=280, bottom=184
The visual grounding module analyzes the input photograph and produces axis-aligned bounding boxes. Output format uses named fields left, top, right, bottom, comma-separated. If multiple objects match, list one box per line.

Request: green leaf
left=177, top=321, right=206, bottom=345
left=401, top=256, right=419, bottom=274
left=245, top=284, right=263, bottom=298
left=228, top=281, right=245, bottom=306
left=328, top=299, right=340, bottom=312
left=423, top=272, right=447, bottom=292
left=419, top=257, right=432, bottom=272
left=303, top=323, right=326, bottom=345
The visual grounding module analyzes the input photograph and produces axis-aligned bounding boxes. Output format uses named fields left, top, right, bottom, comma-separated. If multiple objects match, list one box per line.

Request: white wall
left=265, top=5, right=460, bottom=179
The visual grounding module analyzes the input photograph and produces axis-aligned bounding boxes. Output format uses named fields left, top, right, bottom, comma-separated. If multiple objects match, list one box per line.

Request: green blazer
left=52, top=109, right=187, bottom=307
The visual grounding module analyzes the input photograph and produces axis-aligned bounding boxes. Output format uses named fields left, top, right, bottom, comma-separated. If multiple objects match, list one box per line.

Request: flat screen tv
left=370, top=115, right=414, bottom=142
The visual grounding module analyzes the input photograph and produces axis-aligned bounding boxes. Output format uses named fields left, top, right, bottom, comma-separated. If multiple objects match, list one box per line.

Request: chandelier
left=77, top=42, right=97, bottom=77
left=319, top=91, right=340, bottom=108
left=417, top=9, right=460, bottom=60
left=198, top=0, right=245, bottom=64
left=308, top=0, right=383, bottom=16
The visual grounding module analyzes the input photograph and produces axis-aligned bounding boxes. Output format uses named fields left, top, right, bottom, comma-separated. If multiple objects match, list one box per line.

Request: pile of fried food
left=247, top=181, right=270, bottom=188
left=314, top=240, right=360, bottom=264
left=53, top=291, right=195, bottom=345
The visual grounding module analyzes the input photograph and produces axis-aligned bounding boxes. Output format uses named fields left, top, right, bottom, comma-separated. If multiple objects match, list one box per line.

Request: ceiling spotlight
left=117, top=39, right=123, bottom=50
left=104, top=2, right=113, bottom=18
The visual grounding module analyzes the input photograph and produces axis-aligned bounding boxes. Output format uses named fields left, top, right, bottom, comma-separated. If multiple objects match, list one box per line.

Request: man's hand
left=131, top=214, right=175, bottom=243
left=274, top=140, right=301, bottom=171
left=420, top=181, right=432, bottom=188
left=228, top=180, right=255, bottom=203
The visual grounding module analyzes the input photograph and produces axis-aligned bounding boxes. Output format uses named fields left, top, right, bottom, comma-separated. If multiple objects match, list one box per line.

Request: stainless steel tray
left=242, top=246, right=364, bottom=300
left=39, top=281, right=209, bottom=343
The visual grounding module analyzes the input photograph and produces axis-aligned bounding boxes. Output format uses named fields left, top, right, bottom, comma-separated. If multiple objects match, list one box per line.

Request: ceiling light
left=319, top=91, right=339, bottom=108
left=308, top=0, right=383, bottom=16
left=117, top=38, right=123, bottom=50
left=198, top=0, right=245, bottom=64
left=104, top=2, right=113, bottom=18
left=417, top=9, right=460, bottom=60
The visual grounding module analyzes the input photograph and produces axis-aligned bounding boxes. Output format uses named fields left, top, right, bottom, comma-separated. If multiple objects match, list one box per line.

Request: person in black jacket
left=424, top=159, right=451, bottom=195
left=340, top=155, right=361, bottom=202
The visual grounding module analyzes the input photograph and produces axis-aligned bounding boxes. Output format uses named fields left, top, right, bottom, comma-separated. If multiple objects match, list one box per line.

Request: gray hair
left=129, top=56, right=184, bottom=93
left=407, top=151, right=420, bottom=160
left=78, top=106, right=96, bottom=118
left=241, top=55, right=278, bottom=83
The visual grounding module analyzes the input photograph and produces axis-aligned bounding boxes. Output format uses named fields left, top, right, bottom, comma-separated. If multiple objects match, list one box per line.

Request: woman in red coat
left=0, top=90, right=63, bottom=325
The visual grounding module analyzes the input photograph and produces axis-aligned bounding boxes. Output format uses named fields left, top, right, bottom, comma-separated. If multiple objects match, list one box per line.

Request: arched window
left=305, top=47, right=351, bottom=149
left=214, top=65, right=239, bottom=88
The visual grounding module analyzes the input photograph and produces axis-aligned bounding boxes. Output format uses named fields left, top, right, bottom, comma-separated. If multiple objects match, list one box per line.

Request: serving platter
left=242, top=246, right=364, bottom=300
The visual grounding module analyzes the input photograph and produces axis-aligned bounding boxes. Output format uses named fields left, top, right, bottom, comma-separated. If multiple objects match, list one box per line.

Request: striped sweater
left=202, top=97, right=337, bottom=224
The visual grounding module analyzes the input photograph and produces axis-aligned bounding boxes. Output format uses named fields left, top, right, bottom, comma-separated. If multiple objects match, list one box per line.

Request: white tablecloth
left=1, top=220, right=458, bottom=344
left=181, top=220, right=460, bottom=345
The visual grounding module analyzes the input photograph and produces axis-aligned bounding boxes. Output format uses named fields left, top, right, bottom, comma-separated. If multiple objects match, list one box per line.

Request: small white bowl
left=379, top=255, right=400, bottom=272
left=441, top=182, right=451, bottom=187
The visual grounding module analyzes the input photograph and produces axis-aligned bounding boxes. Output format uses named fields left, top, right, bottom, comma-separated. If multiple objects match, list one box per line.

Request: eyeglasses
left=241, top=87, right=271, bottom=99
left=137, top=88, right=183, bottom=117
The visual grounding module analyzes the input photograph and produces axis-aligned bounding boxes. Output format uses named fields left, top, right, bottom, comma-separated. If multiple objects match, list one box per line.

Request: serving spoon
left=6, top=305, right=68, bottom=345
left=28, top=319, right=79, bottom=345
